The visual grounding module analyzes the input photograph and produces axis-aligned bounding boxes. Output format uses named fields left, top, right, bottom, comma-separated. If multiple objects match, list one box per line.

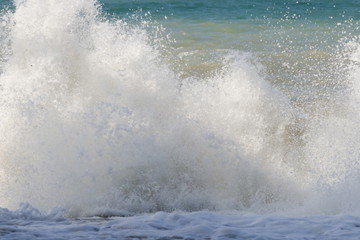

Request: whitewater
left=2, top=0, right=360, bottom=239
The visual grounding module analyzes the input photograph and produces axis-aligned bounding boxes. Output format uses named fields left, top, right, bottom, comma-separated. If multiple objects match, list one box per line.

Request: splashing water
left=1, top=0, right=360, bottom=217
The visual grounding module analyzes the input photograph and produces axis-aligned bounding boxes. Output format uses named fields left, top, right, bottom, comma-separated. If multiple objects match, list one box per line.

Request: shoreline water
left=2, top=207, right=360, bottom=239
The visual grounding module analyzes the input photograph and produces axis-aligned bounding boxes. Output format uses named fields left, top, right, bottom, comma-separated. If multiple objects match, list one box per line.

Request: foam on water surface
left=2, top=206, right=360, bottom=240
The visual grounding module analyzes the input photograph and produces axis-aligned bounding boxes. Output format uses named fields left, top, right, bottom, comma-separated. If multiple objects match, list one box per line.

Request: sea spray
left=1, top=0, right=360, bottom=217
left=0, top=0, right=181, bottom=213
left=301, top=38, right=360, bottom=215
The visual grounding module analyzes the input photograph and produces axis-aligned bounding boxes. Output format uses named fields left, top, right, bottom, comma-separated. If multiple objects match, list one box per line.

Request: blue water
left=100, top=0, right=360, bottom=21
left=99, top=0, right=360, bottom=54
left=88, top=0, right=360, bottom=57
left=91, top=0, right=360, bottom=104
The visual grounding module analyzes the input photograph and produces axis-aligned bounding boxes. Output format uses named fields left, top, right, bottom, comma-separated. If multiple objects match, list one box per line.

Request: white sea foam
left=1, top=208, right=360, bottom=240
left=1, top=0, right=360, bottom=218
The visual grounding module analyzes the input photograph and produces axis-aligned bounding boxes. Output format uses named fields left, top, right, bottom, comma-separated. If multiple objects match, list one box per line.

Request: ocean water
left=2, top=0, right=360, bottom=238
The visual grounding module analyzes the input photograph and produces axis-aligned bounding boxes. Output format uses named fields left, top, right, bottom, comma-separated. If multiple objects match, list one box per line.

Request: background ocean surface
left=2, top=0, right=360, bottom=239
left=102, top=0, right=360, bottom=109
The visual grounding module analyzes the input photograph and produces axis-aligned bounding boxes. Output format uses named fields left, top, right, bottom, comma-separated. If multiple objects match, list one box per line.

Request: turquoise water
left=95, top=0, right=360, bottom=106
left=101, top=0, right=360, bottom=21
left=97, top=1, right=360, bottom=67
